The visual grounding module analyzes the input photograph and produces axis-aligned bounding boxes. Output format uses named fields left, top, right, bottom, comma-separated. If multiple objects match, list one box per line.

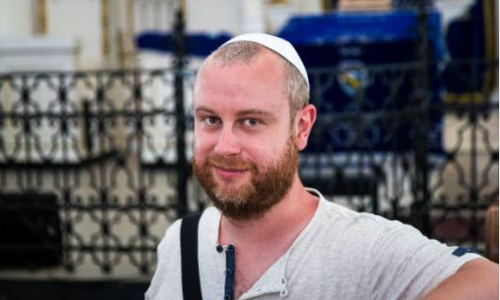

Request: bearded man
left=146, top=33, right=498, bottom=300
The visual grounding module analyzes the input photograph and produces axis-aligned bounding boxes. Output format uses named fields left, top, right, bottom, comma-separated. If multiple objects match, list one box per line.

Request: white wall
left=185, top=0, right=241, bottom=34
left=0, top=0, right=34, bottom=37
left=0, top=0, right=103, bottom=70
left=292, top=0, right=323, bottom=14
left=48, top=0, right=102, bottom=69
left=184, top=0, right=323, bottom=35
left=0, top=0, right=325, bottom=71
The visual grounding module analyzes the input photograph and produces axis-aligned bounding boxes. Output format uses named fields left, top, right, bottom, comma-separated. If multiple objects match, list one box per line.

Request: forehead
left=194, top=51, right=288, bottom=112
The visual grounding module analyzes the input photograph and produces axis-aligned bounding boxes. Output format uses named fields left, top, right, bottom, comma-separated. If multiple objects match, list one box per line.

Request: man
left=146, top=33, right=498, bottom=300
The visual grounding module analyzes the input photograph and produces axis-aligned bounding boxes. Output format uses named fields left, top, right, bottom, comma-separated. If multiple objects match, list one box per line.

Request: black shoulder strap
left=180, top=212, right=203, bottom=300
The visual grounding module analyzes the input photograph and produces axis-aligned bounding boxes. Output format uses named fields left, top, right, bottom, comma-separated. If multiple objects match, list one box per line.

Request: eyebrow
left=195, top=106, right=276, bottom=119
left=236, top=109, right=275, bottom=119
left=194, top=106, right=216, bottom=115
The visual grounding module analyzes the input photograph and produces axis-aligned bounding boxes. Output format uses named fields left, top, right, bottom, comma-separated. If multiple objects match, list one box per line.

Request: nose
left=214, top=126, right=241, bottom=156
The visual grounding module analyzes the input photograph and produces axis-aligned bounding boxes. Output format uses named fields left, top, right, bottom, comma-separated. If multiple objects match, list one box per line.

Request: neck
left=218, top=176, right=319, bottom=247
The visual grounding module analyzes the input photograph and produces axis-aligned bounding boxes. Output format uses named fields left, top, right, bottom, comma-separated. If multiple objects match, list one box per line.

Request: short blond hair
left=207, top=41, right=309, bottom=119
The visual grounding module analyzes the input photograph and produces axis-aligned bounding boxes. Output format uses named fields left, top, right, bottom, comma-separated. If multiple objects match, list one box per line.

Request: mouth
left=212, top=165, right=249, bottom=181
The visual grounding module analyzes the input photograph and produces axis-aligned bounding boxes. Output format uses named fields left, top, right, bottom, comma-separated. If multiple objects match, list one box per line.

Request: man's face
left=192, top=51, right=298, bottom=220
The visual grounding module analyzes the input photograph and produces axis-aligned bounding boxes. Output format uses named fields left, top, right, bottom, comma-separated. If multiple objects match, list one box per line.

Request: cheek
left=193, top=131, right=214, bottom=159
left=247, top=136, right=287, bottom=163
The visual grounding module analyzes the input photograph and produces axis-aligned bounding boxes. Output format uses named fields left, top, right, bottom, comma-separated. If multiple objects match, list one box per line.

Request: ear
left=294, top=104, right=317, bottom=151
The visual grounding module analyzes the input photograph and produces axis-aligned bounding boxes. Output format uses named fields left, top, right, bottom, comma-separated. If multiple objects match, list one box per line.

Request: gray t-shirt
left=146, top=189, right=481, bottom=300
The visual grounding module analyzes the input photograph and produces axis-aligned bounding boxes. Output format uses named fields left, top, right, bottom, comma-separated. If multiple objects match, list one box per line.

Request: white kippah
left=222, top=33, right=309, bottom=88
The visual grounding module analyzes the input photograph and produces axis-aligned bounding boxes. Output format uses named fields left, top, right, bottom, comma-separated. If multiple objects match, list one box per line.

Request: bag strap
left=181, top=212, right=203, bottom=300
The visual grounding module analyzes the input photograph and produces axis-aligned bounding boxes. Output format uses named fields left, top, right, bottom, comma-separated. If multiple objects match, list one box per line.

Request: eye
left=203, top=116, right=220, bottom=126
left=242, top=118, right=261, bottom=127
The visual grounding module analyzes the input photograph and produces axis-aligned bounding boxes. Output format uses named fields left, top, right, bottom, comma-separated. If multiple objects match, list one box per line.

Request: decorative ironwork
left=302, top=58, right=498, bottom=251
left=0, top=57, right=497, bottom=274
left=0, top=68, right=198, bottom=274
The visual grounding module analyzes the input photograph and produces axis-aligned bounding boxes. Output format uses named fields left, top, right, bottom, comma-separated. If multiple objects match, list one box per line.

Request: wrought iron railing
left=0, top=58, right=497, bottom=274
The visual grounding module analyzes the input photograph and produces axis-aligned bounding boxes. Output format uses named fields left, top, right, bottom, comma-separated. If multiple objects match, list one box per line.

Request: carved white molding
left=0, top=36, right=77, bottom=73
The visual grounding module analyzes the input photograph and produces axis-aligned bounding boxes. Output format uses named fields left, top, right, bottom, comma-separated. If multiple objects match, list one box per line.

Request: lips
left=212, top=165, right=249, bottom=181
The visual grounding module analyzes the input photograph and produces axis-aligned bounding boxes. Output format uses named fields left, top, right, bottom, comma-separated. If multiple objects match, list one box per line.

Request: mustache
left=206, top=155, right=256, bottom=171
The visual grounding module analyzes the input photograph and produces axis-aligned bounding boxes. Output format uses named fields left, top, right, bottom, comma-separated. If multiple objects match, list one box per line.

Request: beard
left=192, top=138, right=298, bottom=221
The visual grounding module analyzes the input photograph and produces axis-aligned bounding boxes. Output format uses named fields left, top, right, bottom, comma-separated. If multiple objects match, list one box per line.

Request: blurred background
left=0, top=0, right=497, bottom=299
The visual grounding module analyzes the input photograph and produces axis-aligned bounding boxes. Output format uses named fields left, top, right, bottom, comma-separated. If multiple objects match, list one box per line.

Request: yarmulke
left=222, top=33, right=309, bottom=88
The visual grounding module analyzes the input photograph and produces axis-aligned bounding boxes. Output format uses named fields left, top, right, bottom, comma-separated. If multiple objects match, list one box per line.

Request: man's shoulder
left=309, top=188, right=394, bottom=227
left=157, top=207, right=218, bottom=253
left=317, top=197, right=414, bottom=237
